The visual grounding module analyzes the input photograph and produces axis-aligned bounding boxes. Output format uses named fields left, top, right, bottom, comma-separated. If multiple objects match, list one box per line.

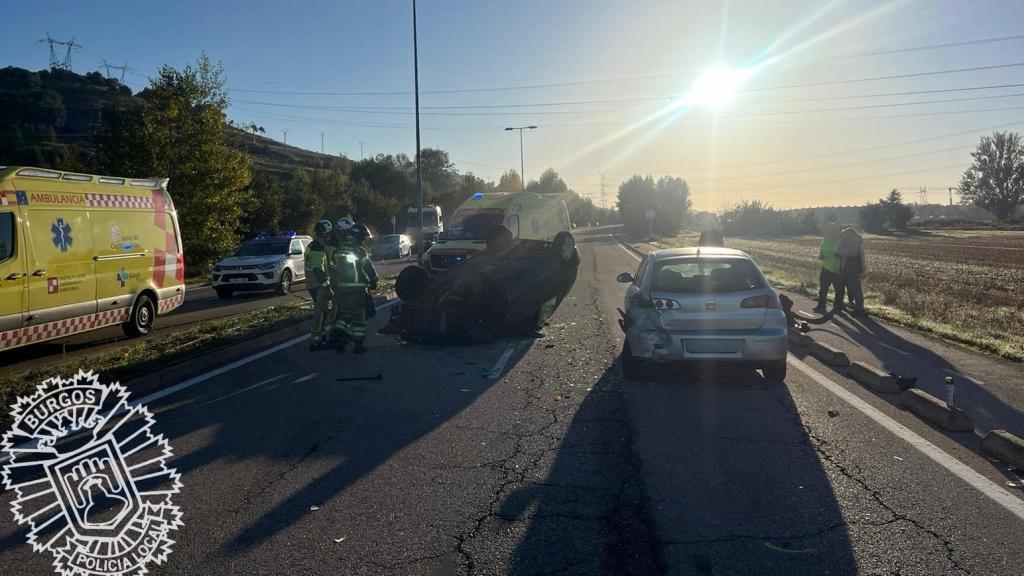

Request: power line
left=227, top=33, right=1024, bottom=97
left=38, top=33, right=80, bottom=70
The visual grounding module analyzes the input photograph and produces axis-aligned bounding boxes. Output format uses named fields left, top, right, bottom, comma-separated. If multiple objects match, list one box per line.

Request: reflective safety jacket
left=329, top=239, right=378, bottom=289
left=304, top=239, right=330, bottom=288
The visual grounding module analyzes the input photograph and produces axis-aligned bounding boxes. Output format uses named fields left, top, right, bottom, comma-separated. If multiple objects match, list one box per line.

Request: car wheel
left=553, top=231, right=576, bottom=268
left=762, top=360, right=787, bottom=383
left=620, top=339, right=644, bottom=380
left=123, top=294, right=156, bottom=337
left=216, top=287, right=233, bottom=299
left=276, top=269, right=292, bottom=295
left=396, top=265, right=431, bottom=302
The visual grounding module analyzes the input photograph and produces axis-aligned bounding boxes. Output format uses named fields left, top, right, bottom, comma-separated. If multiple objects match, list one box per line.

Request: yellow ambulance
left=426, top=192, right=571, bottom=270
left=0, top=166, right=185, bottom=352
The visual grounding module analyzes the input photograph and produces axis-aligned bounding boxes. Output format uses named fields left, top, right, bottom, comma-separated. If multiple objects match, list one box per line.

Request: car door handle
left=110, top=300, right=119, bottom=306
left=32, top=269, right=46, bottom=277
left=5, top=273, right=23, bottom=280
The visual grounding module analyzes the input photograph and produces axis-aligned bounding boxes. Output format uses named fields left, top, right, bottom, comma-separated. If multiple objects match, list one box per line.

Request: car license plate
left=230, top=278, right=248, bottom=283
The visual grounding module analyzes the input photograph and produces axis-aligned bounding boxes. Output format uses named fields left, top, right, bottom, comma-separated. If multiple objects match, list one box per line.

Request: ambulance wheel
left=553, top=232, right=577, bottom=268
left=124, top=295, right=156, bottom=338
left=216, top=287, right=234, bottom=299
left=276, top=269, right=292, bottom=295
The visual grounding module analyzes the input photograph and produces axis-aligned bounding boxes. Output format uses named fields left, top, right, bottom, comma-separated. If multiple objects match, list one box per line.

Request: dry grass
left=653, top=229, right=1024, bottom=362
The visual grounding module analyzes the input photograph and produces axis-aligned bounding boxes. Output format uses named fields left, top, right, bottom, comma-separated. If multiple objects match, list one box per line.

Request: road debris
left=827, top=409, right=840, bottom=418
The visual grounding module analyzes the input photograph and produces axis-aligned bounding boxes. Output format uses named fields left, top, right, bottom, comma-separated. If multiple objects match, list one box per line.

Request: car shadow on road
left=499, top=362, right=859, bottom=576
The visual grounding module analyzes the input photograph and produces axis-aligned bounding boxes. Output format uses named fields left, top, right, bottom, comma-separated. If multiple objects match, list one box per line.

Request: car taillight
left=741, top=294, right=780, bottom=308
left=652, top=298, right=680, bottom=310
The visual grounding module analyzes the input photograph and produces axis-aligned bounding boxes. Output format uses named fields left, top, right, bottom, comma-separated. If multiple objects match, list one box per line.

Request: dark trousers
left=817, top=268, right=845, bottom=310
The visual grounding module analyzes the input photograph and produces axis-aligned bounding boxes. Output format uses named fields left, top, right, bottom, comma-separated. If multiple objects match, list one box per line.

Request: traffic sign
left=645, top=209, right=656, bottom=221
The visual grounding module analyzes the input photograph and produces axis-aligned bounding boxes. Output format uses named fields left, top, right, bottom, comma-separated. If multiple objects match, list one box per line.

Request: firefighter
left=329, top=223, right=377, bottom=353
left=305, top=220, right=334, bottom=350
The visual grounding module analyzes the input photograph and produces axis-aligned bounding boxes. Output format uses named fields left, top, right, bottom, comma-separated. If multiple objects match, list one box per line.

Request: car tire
left=553, top=231, right=577, bottom=268
left=216, top=287, right=233, bottom=299
left=123, top=294, right=156, bottom=338
left=396, top=265, right=431, bottom=302
left=620, top=339, right=644, bottom=380
left=762, top=360, right=787, bottom=383
left=276, top=269, right=292, bottom=295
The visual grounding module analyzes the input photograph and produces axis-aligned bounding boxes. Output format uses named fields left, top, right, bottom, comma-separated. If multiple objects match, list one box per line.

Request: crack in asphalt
left=224, top=435, right=332, bottom=515
left=806, top=428, right=971, bottom=575
left=451, top=284, right=663, bottom=575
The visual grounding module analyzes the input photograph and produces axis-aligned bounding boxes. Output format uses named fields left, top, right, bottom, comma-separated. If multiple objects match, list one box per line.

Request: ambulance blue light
left=472, top=192, right=484, bottom=200
left=287, top=230, right=296, bottom=237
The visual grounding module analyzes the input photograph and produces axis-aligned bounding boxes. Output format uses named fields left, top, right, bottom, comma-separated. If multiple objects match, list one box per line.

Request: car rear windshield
left=651, top=258, right=766, bottom=293
left=235, top=239, right=289, bottom=257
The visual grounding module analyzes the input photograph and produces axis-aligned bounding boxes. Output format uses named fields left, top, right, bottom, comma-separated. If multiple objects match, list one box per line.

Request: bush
left=721, top=200, right=817, bottom=237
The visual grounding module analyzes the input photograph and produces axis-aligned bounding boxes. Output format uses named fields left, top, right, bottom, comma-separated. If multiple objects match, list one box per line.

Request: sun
left=683, top=66, right=754, bottom=108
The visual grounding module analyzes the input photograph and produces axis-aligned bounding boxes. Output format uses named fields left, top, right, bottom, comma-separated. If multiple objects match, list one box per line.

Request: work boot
left=333, top=339, right=347, bottom=353
left=309, top=340, right=323, bottom=351
left=811, top=304, right=827, bottom=313
left=353, top=341, right=367, bottom=354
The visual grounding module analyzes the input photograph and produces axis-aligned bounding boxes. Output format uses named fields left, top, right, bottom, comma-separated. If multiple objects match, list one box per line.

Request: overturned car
left=393, top=227, right=580, bottom=342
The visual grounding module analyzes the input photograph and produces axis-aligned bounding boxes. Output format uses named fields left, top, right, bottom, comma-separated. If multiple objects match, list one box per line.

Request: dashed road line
left=487, top=343, right=520, bottom=379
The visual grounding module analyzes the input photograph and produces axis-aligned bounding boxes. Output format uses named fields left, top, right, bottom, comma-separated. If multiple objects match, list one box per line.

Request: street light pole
left=504, top=125, right=537, bottom=192
left=413, top=0, right=424, bottom=264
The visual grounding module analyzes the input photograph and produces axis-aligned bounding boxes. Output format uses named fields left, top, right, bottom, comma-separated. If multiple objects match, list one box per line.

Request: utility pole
left=320, top=131, right=325, bottom=154
left=282, top=128, right=289, bottom=146
left=599, top=171, right=608, bottom=209
left=101, top=59, right=129, bottom=83
left=919, top=186, right=928, bottom=205
left=504, top=125, right=537, bottom=192
left=359, top=141, right=366, bottom=160
left=948, top=186, right=954, bottom=206
left=413, top=0, right=424, bottom=264
left=38, top=33, right=80, bottom=70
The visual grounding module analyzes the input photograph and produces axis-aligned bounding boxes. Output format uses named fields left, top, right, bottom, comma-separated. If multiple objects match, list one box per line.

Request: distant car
left=616, top=247, right=787, bottom=382
left=372, top=234, right=412, bottom=260
left=394, top=228, right=580, bottom=342
left=211, top=234, right=311, bottom=298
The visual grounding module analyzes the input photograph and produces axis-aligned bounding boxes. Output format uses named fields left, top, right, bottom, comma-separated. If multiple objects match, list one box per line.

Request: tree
left=879, top=189, right=913, bottom=230
left=959, top=131, right=1024, bottom=221
left=617, top=175, right=657, bottom=236
left=800, top=210, right=820, bottom=233
left=653, top=176, right=692, bottom=235
left=122, top=54, right=252, bottom=270
left=497, top=169, right=523, bottom=192
left=859, top=202, right=886, bottom=232
left=616, top=174, right=691, bottom=237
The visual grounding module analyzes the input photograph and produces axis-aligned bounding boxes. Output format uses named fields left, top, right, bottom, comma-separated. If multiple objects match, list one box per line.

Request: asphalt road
left=2, top=230, right=1023, bottom=575
left=0, top=257, right=412, bottom=373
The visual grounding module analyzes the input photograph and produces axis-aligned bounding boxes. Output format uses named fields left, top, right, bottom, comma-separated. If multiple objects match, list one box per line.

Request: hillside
left=0, top=65, right=350, bottom=176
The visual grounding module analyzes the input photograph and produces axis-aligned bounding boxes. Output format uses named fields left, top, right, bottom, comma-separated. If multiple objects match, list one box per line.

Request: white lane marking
left=878, top=342, right=911, bottom=355
left=789, top=355, right=1024, bottom=522
left=0, top=299, right=402, bottom=465
left=487, top=344, right=519, bottom=379
left=618, top=242, right=642, bottom=261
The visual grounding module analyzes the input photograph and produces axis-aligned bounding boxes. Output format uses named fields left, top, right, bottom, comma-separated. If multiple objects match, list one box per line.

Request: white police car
left=211, top=234, right=311, bottom=298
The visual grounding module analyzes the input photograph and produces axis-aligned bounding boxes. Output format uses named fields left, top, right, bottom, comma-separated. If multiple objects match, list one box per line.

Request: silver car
left=616, top=247, right=788, bottom=381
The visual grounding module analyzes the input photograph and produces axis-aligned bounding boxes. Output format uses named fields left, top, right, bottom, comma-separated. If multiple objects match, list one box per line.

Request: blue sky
left=4, top=0, right=1024, bottom=210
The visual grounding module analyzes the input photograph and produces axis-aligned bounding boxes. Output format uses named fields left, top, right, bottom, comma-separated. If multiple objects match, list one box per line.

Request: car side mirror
left=291, top=249, right=303, bottom=255
left=616, top=272, right=634, bottom=283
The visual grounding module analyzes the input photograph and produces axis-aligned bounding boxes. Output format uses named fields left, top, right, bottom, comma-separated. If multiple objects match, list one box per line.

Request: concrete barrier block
left=900, top=388, right=974, bottom=433
left=982, top=430, right=1024, bottom=470
left=810, top=341, right=850, bottom=367
left=787, top=328, right=812, bottom=348
left=849, top=361, right=900, bottom=393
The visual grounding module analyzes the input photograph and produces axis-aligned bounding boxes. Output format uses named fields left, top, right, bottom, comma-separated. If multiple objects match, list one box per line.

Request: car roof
left=648, top=247, right=751, bottom=261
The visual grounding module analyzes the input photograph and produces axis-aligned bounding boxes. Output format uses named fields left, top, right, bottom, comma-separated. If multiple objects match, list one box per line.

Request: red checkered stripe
left=158, top=293, right=185, bottom=314
left=85, top=193, right=155, bottom=209
left=0, top=307, right=130, bottom=350
left=151, top=190, right=183, bottom=288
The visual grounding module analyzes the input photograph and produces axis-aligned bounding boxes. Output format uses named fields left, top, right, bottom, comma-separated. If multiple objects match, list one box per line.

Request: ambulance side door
left=23, top=205, right=98, bottom=325
left=0, top=208, right=26, bottom=334
left=90, top=208, right=147, bottom=313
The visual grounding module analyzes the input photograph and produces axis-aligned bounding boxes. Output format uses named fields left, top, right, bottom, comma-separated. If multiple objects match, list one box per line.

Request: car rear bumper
left=626, top=325, right=787, bottom=363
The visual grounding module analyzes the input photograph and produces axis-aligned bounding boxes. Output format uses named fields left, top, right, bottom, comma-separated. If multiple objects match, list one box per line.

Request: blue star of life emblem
left=51, top=218, right=73, bottom=252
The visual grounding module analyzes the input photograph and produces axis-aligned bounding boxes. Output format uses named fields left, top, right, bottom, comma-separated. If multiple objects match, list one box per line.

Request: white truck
left=406, top=205, right=443, bottom=250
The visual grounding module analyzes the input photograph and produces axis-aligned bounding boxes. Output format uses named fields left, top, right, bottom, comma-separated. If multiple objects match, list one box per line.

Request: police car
left=211, top=233, right=311, bottom=298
